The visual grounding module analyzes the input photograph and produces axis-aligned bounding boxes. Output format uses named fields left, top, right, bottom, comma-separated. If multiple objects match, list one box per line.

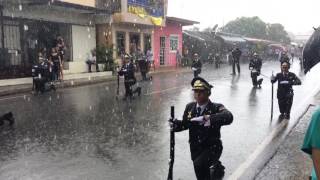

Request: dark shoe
left=284, top=114, right=290, bottom=119
left=279, top=114, right=284, bottom=119
left=3, top=112, right=14, bottom=125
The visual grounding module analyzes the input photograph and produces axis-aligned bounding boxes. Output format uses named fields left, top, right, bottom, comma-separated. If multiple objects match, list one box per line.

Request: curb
left=0, top=68, right=191, bottom=97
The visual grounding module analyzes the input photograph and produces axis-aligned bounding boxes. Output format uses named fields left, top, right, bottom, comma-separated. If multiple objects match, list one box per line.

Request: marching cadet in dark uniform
left=231, top=47, right=242, bottom=75
left=192, top=53, right=202, bottom=78
left=271, top=61, right=301, bottom=119
left=249, top=53, right=263, bottom=88
left=279, top=51, right=290, bottom=64
left=118, top=55, right=141, bottom=100
left=170, top=77, right=233, bottom=180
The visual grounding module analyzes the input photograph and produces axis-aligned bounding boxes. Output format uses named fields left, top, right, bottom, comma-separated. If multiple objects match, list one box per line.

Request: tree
left=266, top=23, right=291, bottom=43
left=221, top=16, right=291, bottom=43
left=221, top=16, right=267, bottom=39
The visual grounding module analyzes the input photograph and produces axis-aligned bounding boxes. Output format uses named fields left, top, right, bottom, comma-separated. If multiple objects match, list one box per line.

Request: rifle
left=167, top=106, right=175, bottom=180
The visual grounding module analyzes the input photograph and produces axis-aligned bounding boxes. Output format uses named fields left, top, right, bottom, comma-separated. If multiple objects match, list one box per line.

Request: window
left=170, top=35, right=178, bottom=51
left=116, top=31, right=125, bottom=56
left=144, top=34, right=151, bottom=54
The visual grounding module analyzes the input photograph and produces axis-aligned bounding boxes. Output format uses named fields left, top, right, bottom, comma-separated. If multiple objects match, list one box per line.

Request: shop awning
left=0, top=0, right=110, bottom=14
left=166, top=16, right=199, bottom=26
left=218, top=35, right=246, bottom=43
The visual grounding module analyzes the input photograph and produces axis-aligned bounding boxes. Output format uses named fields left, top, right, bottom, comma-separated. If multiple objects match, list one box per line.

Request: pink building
left=153, top=17, right=199, bottom=68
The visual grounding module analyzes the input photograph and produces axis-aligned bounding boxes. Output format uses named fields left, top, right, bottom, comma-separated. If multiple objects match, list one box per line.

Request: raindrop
left=57, top=95, right=60, bottom=99
left=88, top=34, right=91, bottom=39
left=24, top=25, right=28, bottom=31
left=71, top=81, right=74, bottom=86
left=88, top=76, right=91, bottom=81
left=89, top=106, right=92, bottom=111
left=19, top=4, right=22, bottom=11
left=49, top=96, right=52, bottom=101
left=129, top=108, right=132, bottom=113
left=112, top=108, right=115, bottom=113
left=23, top=95, right=26, bottom=100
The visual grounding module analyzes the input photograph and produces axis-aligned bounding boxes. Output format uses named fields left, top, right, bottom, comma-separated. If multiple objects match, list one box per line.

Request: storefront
left=0, top=0, right=98, bottom=79
left=153, top=17, right=198, bottom=67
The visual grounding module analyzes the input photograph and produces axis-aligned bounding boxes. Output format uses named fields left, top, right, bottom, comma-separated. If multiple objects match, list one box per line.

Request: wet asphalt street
left=0, top=60, right=318, bottom=180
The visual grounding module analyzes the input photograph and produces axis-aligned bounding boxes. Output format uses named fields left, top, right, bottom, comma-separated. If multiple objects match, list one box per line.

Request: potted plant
left=96, top=45, right=114, bottom=72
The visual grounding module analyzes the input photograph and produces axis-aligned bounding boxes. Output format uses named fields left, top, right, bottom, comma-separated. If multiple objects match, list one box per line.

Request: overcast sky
left=168, top=0, right=319, bottom=35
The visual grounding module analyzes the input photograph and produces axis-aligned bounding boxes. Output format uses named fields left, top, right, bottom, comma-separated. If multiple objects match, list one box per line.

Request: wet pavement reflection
left=0, top=60, right=318, bottom=180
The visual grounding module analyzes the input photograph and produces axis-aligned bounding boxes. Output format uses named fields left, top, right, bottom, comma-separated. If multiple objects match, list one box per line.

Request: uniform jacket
left=249, top=57, right=262, bottom=72
left=173, top=101, right=233, bottom=159
left=192, top=60, right=202, bottom=73
left=118, top=62, right=136, bottom=84
left=271, top=72, right=301, bottom=99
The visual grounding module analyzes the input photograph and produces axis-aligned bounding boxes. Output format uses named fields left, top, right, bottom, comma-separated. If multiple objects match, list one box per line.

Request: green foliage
left=222, top=16, right=290, bottom=43
left=96, top=45, right=114, bottom=71
left=266, top=23, right=291, bottom=43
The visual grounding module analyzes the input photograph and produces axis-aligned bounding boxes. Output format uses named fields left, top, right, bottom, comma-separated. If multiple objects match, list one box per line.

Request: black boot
left=279, top=113, right=284, bottom=120
left=284, top=113, right=290, bottom=120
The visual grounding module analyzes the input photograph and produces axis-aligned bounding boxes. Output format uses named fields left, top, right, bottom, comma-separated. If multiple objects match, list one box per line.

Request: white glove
left=190, top=116, right=204, bottom=122
left=280, top=80, right=289, bottom=84
left=270, top=75, right=276, bottom=81
left=204, top=119, right=211, bottom=127
left=192, top=67, right=197, bottom=71
left=203, top=115, right=211, bottom=127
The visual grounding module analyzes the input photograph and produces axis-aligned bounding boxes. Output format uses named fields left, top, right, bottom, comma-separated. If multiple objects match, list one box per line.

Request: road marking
left=144, top=86, right=185, bottom=95
left=0, top=95, right=26, bottom=102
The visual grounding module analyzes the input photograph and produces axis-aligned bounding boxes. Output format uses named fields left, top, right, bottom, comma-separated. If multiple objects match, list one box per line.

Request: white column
left=112, top=26, right=117, bottom=59
left=140, top=32, right=144, bottom=52
left=121, top=0, right=127, bottom=13
left=125, top=31, right=130, bottom=54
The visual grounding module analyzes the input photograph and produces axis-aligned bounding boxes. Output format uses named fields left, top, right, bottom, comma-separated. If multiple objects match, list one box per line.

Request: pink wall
left=153, top=21, right=183, bottom=68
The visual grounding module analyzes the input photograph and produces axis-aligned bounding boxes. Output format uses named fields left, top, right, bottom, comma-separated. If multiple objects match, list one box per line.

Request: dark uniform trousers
left=232, top=49, right=242, bottom=74
left=278, top=95, right=293, bottom=115
left=173, top=101, right=233, bottom=180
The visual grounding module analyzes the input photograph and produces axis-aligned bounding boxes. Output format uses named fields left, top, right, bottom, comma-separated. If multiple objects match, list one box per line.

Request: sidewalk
left=255, top=95, right=320, bottom=179
left=0, top=67, right=191, bottom=97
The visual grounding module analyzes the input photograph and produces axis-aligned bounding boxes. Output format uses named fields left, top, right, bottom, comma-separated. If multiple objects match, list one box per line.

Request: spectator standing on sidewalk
left=146, top=49, right=153, bottom=71
left=302, top=108, right=320, bottom=180
left=56, top=36, right=66, bottom=80
left=49, top=47, right=61, bottom=81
